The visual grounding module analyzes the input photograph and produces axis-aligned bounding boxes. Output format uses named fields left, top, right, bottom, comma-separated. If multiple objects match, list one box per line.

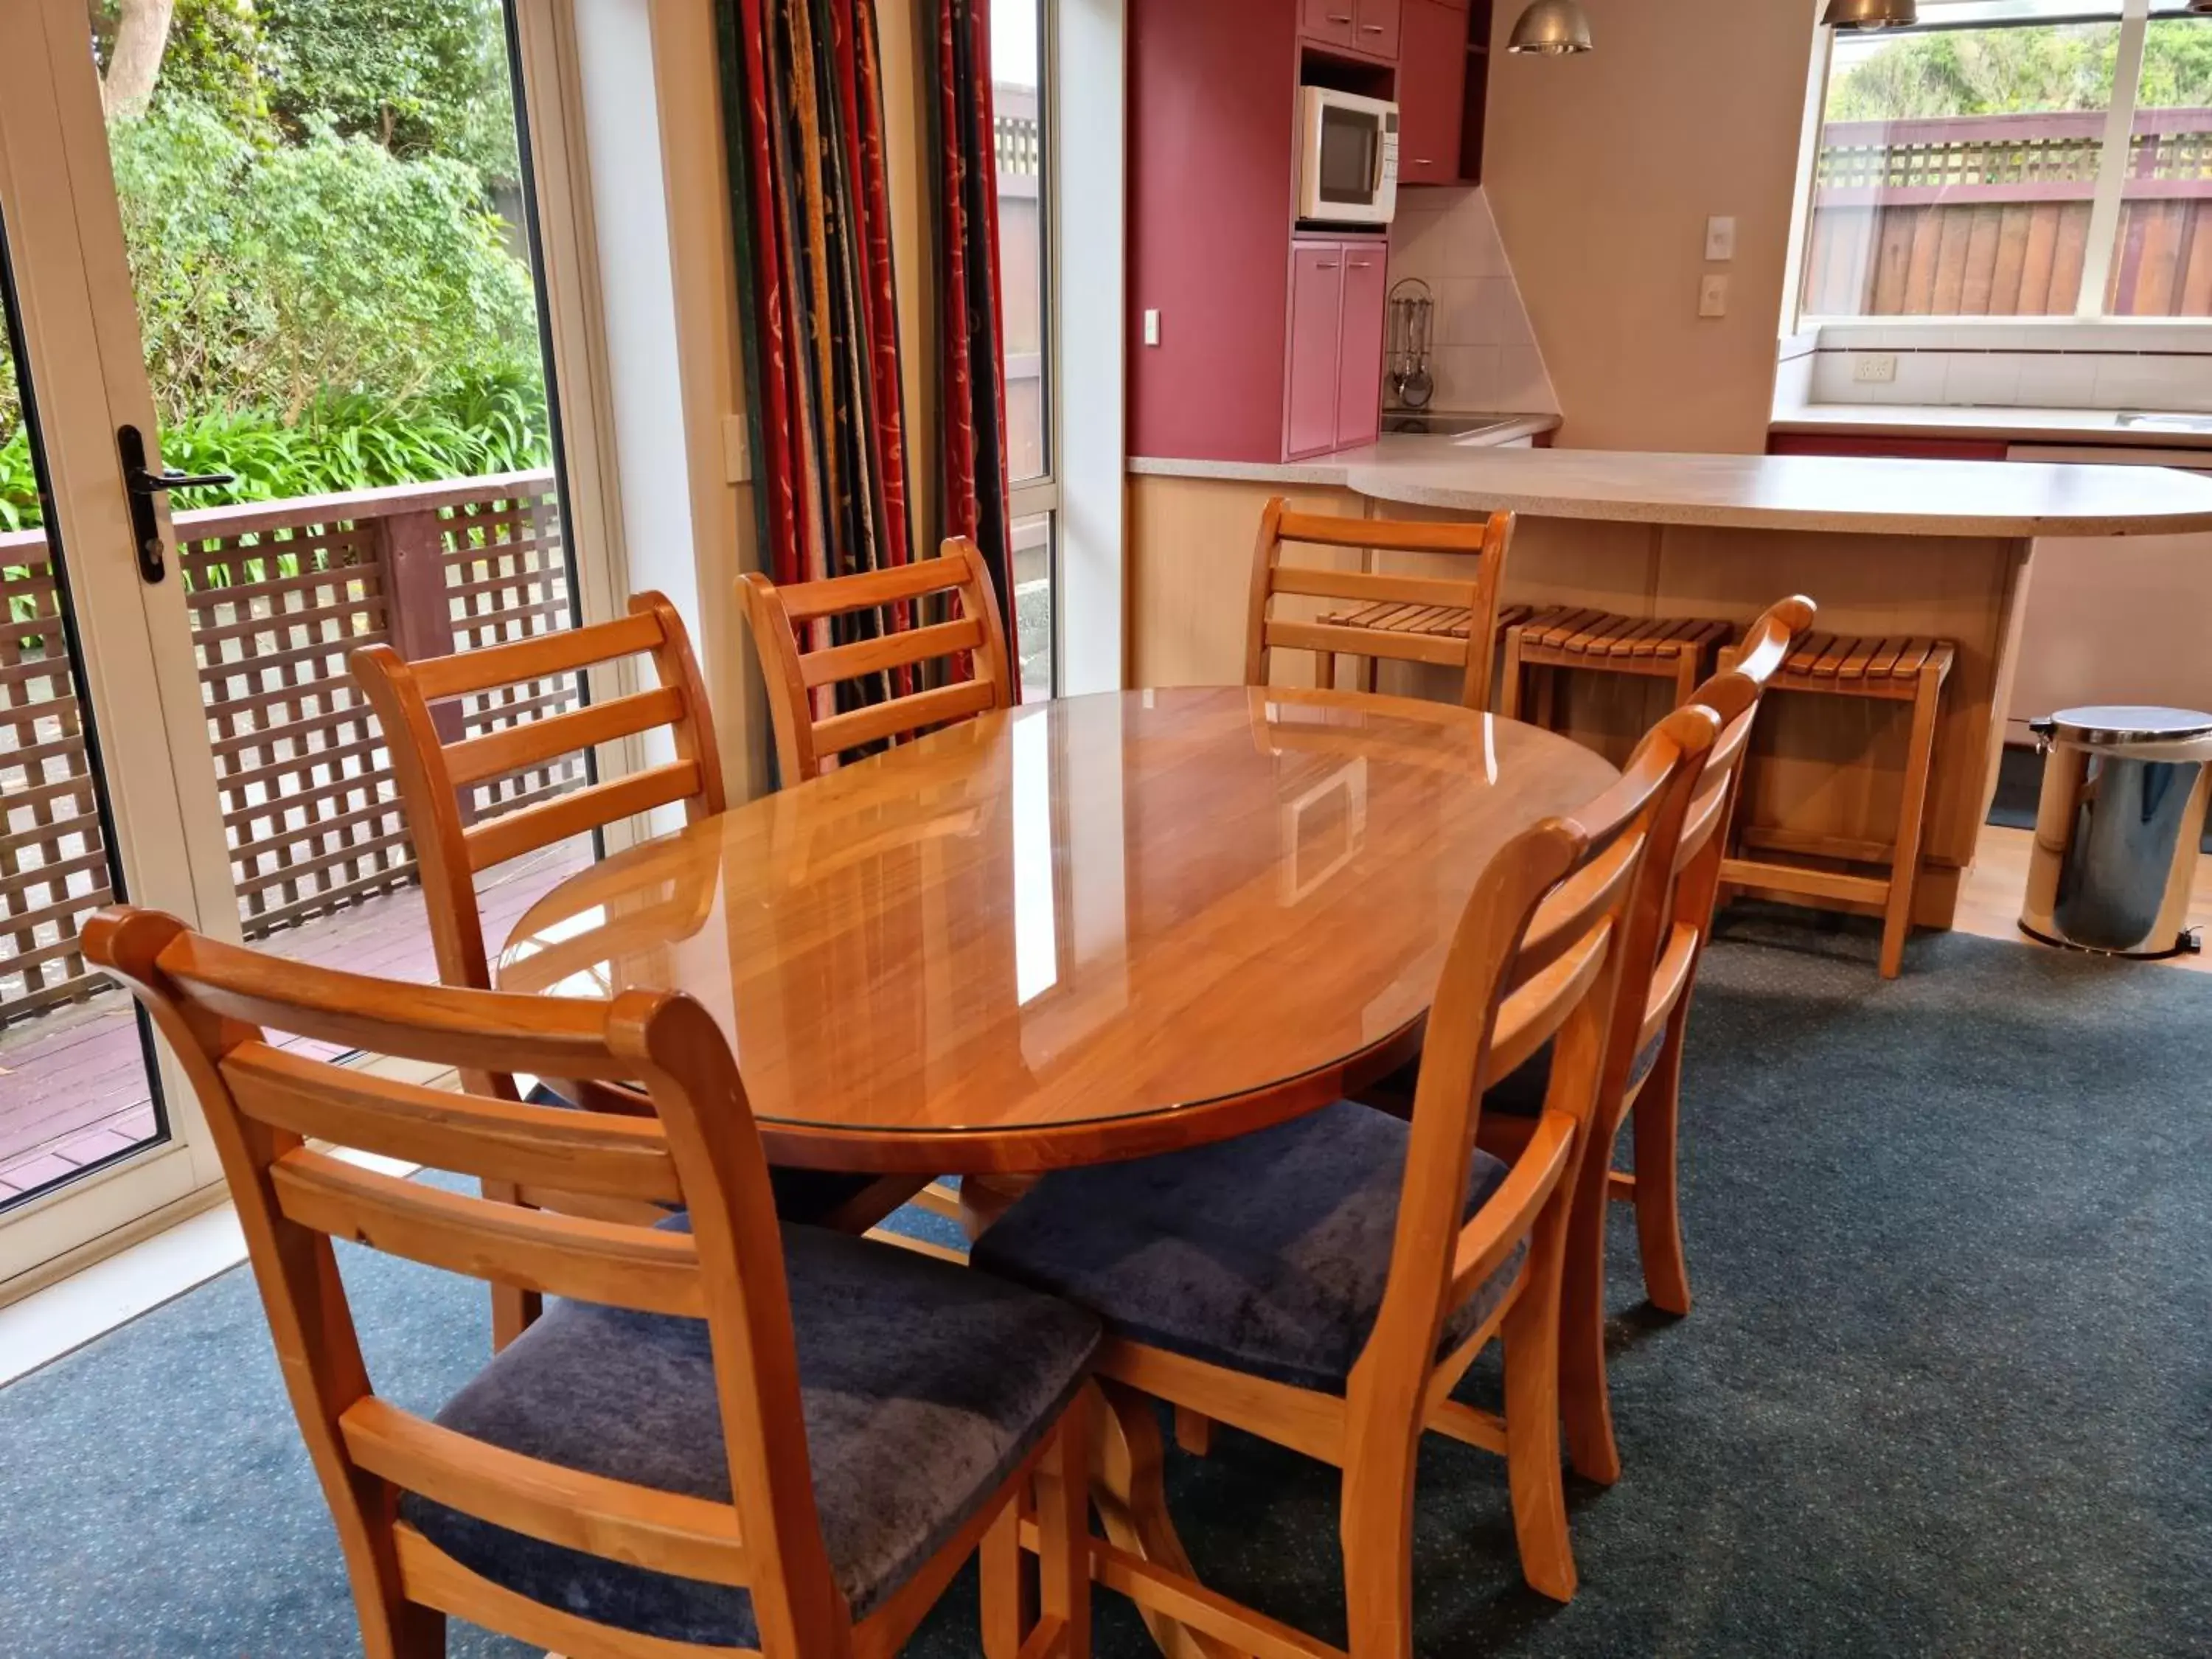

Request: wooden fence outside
left=1806, top=108, right=2212, bottom=316
left=0, top=470, right=576, bottom=1022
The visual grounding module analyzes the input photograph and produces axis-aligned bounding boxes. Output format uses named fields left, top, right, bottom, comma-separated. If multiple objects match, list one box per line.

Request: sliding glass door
left=0, top=0, right=581, bottom=1289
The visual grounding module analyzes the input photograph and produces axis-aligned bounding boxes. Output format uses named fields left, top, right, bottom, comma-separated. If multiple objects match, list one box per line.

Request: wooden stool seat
left=1312, top=599, right=1534, bottom=641
left=1720, top=632, right=1956, bottom=978
left=1501, top=607, right=1731, bottom=726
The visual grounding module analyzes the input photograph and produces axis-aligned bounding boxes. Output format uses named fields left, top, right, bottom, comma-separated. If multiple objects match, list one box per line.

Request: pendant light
left=1823, top=0, right=1919, bottom=29
left=1506, top=0, right=1594, bottom=55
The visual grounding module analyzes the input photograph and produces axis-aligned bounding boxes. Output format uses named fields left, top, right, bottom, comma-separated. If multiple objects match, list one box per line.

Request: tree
left=1829, top=18, right=2212, bottom=121
left=99, top=0, right=179, bottom=119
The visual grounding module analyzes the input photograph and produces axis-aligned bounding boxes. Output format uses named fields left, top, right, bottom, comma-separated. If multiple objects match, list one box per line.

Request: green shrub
left=109, top=97, right=542, bottom=428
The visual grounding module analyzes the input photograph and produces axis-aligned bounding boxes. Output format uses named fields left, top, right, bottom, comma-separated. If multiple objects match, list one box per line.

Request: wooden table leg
left=1088, top=1380, right=1247, bottom=1659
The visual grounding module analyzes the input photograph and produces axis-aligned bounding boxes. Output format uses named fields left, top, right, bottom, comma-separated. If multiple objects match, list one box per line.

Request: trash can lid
left=2042, top=704, right=2212, bottom=746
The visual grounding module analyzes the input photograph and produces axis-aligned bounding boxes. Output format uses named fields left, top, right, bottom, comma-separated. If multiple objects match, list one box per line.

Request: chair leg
left=1364, top=654, right=1380, bottom=695
left=1632, top=1005, right=1694, bottom=1317
left=1037, top=1392, right=1093, bottom=1658
left=482, top=1179, right=539, bottom=1350
left=1531, top=663, right=1558, bottom=732
left=1501, top=1200, right=1578, bottom=1603
left=1879, top=667, right=1944, bottom=979
left=1499, top=630, right=1527, bottom=720
left=1558, top=1120, right=1623, bottom=1487
left=1339, top=1422, right=1421, bottom=1658
left=360, top=1593, right=444, bottom=1659
left=1672, top=647, right=1699, bottom=709
left=1173, top=1406, right=1214, bottom=1457
left=981, top=1500, right=1028, bottom=1659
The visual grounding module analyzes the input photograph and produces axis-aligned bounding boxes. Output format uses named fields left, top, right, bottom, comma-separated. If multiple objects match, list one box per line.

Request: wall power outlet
left=1853, top=353, right=1899, bottom=384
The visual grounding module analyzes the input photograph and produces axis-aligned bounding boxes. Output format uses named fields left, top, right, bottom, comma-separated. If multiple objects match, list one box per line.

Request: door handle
left=118, top=424, right=235, bottom=583
left=1361, top=21, right=1385, bottom=30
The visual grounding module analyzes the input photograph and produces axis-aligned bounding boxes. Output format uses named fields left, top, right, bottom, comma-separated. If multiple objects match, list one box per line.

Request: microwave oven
left=1295, top=86, right=1399, bottom=226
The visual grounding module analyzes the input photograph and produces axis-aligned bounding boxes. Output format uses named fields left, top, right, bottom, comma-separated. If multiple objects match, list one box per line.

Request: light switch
left=1704, top=215, right=1737, bottom=262
left=1144, top=308, right=1161, bottom=347
left=1698, top=274, right=1730, bottom=319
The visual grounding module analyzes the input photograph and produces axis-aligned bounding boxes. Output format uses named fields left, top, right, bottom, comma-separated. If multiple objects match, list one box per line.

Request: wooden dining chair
left=86, top=906, right=1098, bottom=1659
left=1245, top=497, right=1517, bottom=710
left=970, top=707, right=1714, bottom=1649
left=1476, top=594, right=1817, bottom=1489
left=739, top=539, right=1015, bottom=785
left=353, top=596, right=886, bottom=1348
left=351, top=592, right=724, bottom=1005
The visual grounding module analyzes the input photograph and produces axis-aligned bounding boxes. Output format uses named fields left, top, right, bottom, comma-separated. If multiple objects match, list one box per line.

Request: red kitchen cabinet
left=1335, top=243, right=1388, bottom=450
left=1284, top=237, right=1388, bottom=459
left=1352, top=0, right=1402, bottom=60
left=1302, top=0, right=1399, bottom=59
left=1301, top=0, right=1357, bottom=49
left=1286, top=244, right=1347, bottom=459
left=1397, top=0, right=1467, bottom=184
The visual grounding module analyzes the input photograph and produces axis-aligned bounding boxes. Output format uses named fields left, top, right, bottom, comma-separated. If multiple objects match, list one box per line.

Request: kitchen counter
left=1133, top=439, right=2212, bottom=537
left=1771, top=403, right=2212, bottom=451
left=1128, top=415, right=1561, bottom=486
left=1124, top=445, right=2212, bottom=937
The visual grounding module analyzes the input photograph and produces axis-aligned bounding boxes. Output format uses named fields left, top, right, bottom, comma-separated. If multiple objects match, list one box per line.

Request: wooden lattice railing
left=0, top=470, right=576, bottom=1021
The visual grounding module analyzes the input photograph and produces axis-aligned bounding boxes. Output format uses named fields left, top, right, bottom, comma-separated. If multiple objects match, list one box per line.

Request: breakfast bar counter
left=1126, top=444, right=2212, bottom=931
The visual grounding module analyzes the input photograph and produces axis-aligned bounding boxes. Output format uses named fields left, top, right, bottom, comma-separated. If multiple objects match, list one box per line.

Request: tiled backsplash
left=1797, top=321, right=2212, bottom=413
left=1387, top=187, right=1559, bottom=415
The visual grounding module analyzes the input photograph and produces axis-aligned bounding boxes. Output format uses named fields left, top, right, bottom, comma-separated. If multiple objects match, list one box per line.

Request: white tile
left=1773, top=349, right=1815, bottom=414
left=2014, top=352, right=2100, bottom=408
left=1496, top=344, right=1557, bottom=413
left=1470, top=277, right=1534, bottom=348
left=1430, top=344, right=1501, bottom=408
left=1433, top=276, right=1486, bottom=346
left=1887, top=352, right=1949, bottom=402
left=1941, top=352, right=2023, bottom=406
left=1439, top=192, right=1512, bottom=277
left=1809, top=352, right=1860, bottom=401
left=1386, top=212, right=1450, bottom=284
left=2092, top=353, right=2208, bottom=411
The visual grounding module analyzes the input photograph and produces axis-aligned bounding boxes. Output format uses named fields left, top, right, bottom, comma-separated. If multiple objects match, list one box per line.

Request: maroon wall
left=1128, top=0, right=1301, bottom=462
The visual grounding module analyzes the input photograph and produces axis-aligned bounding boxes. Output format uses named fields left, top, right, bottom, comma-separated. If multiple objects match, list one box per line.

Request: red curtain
left=928, top=0, right=1015, bottom=621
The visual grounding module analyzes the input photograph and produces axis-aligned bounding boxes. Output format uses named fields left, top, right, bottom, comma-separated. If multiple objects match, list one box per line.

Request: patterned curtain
left=927, top=0, right=1015, bottom=621
left=717, top=0, right=914, bottom=599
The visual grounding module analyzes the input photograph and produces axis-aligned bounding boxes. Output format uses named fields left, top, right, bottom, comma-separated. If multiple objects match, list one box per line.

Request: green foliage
left=109, top=97, right=541, bottom=428
left=1829, top=18, right=2212, bottom=120
left=0, top=369, right=548, bottom=533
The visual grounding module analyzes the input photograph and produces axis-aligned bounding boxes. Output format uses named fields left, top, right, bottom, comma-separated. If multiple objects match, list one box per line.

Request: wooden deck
left=0, top=841, right=588, bottom=1203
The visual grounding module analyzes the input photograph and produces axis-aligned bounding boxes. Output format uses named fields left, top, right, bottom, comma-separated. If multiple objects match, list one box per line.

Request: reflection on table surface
left=495, top=687, right=1615, bottom=1140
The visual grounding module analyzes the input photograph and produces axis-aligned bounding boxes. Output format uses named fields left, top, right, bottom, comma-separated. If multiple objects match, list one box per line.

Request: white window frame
left=1797, top=0, right=2211, bottom=330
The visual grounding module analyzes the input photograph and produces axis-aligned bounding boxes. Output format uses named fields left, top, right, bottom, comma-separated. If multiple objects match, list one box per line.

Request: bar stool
left=1311, top=601, right=1534, bottom=695
left=1717, top=633, right=1955, bottom=978
left=1498, top=607, right=1733, bottom=726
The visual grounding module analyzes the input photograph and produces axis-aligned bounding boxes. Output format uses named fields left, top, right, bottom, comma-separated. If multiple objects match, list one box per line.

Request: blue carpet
left=1, top=920, right=2208, bottom=1656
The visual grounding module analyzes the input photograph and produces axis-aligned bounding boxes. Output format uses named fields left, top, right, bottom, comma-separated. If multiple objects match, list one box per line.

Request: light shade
left=1823, top=0, right=1918, bottom=29
left=1506, top=0, right=1594, bottom=55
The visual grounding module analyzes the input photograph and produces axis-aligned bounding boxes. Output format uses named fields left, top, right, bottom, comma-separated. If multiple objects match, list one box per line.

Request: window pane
left=993, top=1, right=1047, bottom=484
left=2106, top=15, right=2212, bottom=316
left=1011, top=512, right=1053, bottom=703
left=1804, top=17, right=2123, bottom=316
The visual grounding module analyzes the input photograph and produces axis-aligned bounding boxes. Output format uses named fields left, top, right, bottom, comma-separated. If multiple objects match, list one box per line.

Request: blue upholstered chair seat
left=1482, top=1030, right=1666, bottom=1119
left=970, top=1100, right=1526, bottom=1397
left=401, top=1222, right=1101, bottom=1647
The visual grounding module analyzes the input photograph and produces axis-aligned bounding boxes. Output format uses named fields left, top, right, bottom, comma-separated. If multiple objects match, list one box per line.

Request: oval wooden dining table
left=495, top=684, right=1617, bottom=1172
left=494, top=684, right=1615, bottom=1659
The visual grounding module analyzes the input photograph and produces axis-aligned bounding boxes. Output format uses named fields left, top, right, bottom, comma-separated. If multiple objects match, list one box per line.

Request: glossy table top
left=495, top=687, right=1617, bottom=1171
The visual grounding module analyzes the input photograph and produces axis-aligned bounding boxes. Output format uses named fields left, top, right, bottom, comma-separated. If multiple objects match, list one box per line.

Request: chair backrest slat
left=340, top=1397, right=751, bottom=1589
left=800, top=614, right=986, bottom=689
left=268, top=1150, right=708, bottom=1318
left=84, top=905, right=854, bottom=1656
left=222, top=1043, right=684, bottom=1204
left=1245, top=496, right=1517, bottom=709
left=444, top=684, right=687, bottom=787
left=462, top=759, right=703, bottom=875
left=406, top=609, right=665, bottom=703
left=740, top=538, right=1015, bottom=785
left=351, top=591, right=725, bottom=1007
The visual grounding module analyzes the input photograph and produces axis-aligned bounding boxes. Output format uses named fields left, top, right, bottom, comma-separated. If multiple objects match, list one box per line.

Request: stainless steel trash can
left=2020, top=705, right=2212, bottom=959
